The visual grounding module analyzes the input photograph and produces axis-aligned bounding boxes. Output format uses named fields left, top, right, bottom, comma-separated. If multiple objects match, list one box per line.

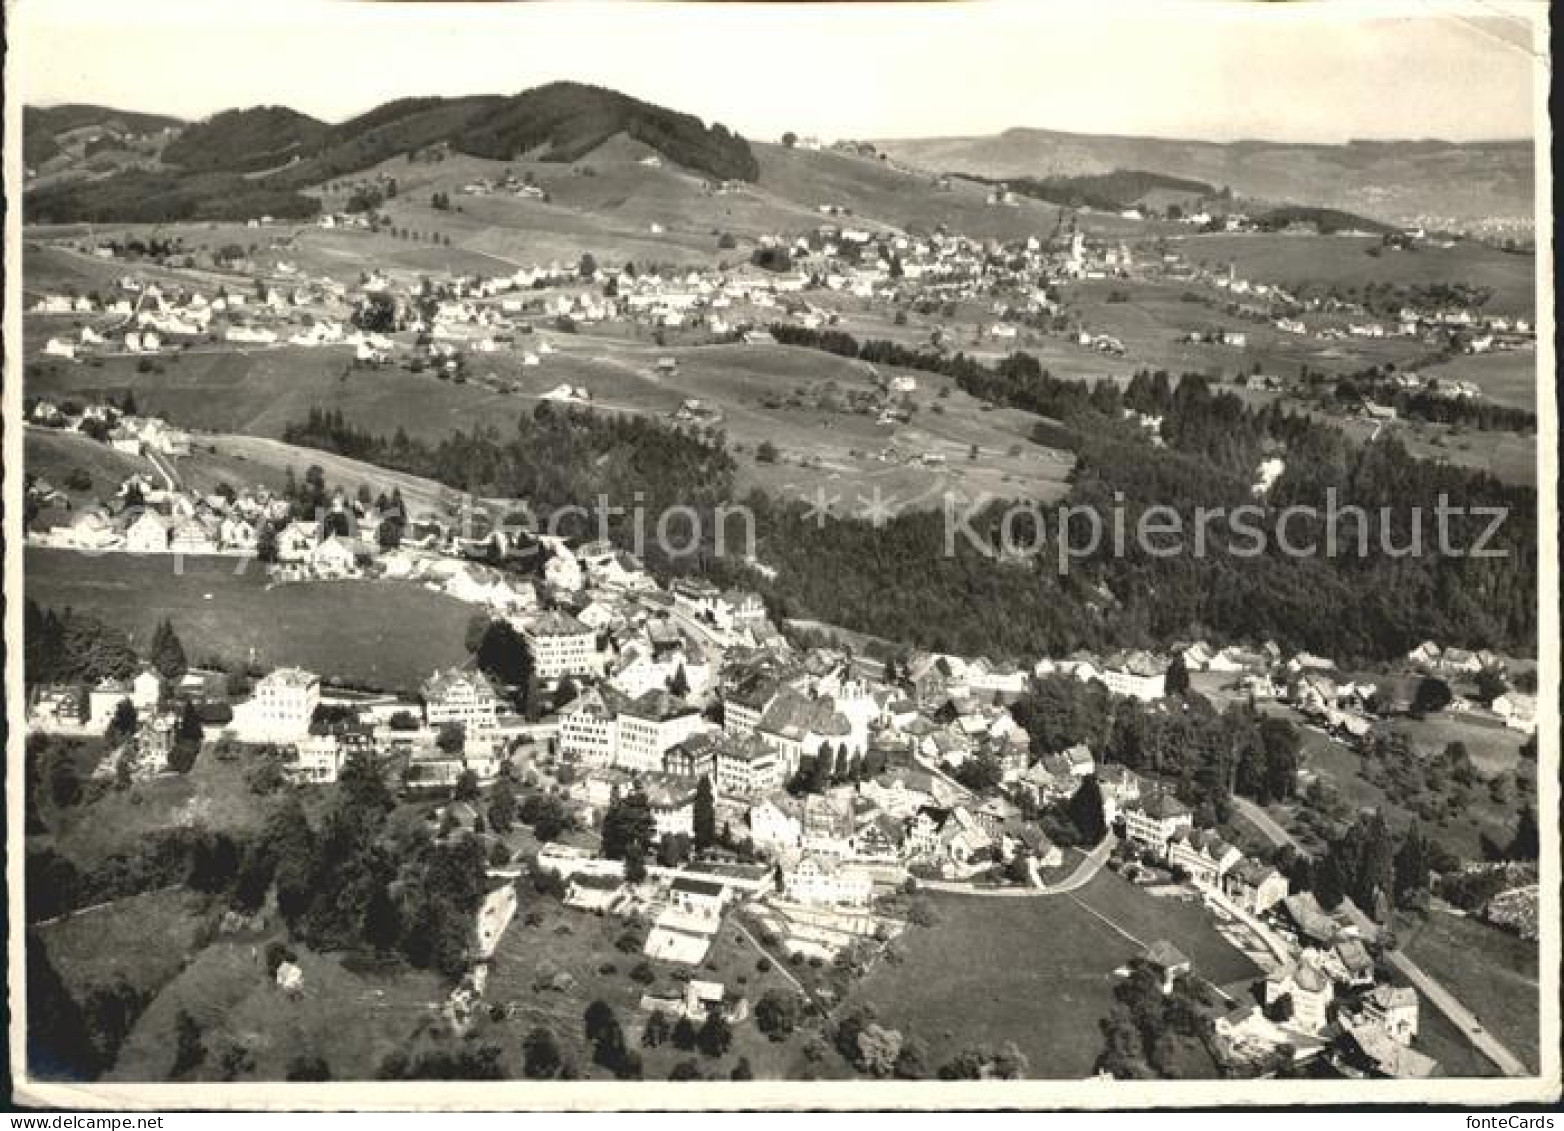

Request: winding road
left=918, top=833, right=1116, bottom=898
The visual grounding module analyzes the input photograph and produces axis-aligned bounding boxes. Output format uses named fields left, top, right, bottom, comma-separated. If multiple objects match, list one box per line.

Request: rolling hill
left=25, top=82, right=761, bottom=223
left=23, top=104, right=182, bottom=169
left=874, top=128, right=1533, bottom=226
left=160, top=105, right=329, bottom=173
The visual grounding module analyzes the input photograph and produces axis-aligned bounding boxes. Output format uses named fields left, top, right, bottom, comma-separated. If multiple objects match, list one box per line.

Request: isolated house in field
left=1143, top=940, right=1192, bottom=993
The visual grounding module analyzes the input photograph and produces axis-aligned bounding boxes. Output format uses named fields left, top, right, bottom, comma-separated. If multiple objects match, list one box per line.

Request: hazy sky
left=15, top=0, right=1542, bottom=144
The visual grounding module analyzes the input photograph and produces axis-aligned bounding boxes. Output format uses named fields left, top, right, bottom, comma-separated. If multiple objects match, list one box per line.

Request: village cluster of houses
left=27, top=665, right=182, bottom=781
left=1108, top=785, right=1439, bottom=1077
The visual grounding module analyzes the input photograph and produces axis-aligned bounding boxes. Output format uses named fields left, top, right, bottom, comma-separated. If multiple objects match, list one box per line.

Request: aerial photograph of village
left=10, top=0, right=1555, bottom=1106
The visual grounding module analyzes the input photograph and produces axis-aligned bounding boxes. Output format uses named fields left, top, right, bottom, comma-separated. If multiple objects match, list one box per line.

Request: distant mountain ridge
left=875, top=126, right=1533, bottom=225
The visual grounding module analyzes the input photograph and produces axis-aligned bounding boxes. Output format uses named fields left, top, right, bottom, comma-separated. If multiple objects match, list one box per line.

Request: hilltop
left=874, top=127, right=1534, bottom=227
left=23, top=104, right=183, bottom=168
left=160, top=105, right=330, bottom=173
left=24, top=82, right=760, bottom=223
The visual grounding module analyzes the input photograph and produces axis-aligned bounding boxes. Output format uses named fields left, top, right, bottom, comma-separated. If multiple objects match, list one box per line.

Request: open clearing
left=851, top=870, right=1259, bottom=1078
left=108, top=940, right=447, bottom=1082
left=26, top=547, right=474, bottom=693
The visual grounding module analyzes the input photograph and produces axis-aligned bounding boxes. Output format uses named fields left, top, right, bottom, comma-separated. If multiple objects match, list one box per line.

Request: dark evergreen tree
left=149, top=619, right=188, bottom=680
left=693, top=775, right=717, bottom=851
left=1068, top=775, right=1108, bottom=843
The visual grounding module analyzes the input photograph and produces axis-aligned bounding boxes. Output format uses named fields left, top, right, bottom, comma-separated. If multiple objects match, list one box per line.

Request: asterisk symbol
left=856, top=486, right=899, bottom=528
left=802, top=486, right=840, bottom=528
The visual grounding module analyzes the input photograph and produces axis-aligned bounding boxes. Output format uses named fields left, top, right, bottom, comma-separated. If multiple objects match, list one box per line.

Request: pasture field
left=1399, top=910, right=1539, bottom=1074
left=1317, top=411, right=1536, bottom=488
left=35, top=888, right=213, bottom=993
left=1420, top=350, right=1538, bottom=412
left=25, top=331, right=1076, bottom=510
left=179, top=434, right=465, bottom=519
left=25, top=547, right=474, bottom=693
left=1383, top=712, right=1532, bottom=774
left=1413, top=994, right=1503, bottom=1078
left=1165, top=233, right=1535, bottom=317
left=107, top=940, right=448, bottom=1082
left=1396, top=423, right=1537, bottom=488
left=850, top=870, right=1258, bottom=1078
left=1062, top=278, right=1431, bottom=379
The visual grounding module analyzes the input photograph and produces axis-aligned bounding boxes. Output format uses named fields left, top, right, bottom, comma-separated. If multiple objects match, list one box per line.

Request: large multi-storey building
left=615, top=689, right=703, bottom=773
left=237, top=667, right=322, bottom=742
left=423, top=667, right=501, bottom=731
left=558, top=687, right=618, bottom=767
left=1122, top=792, right=1193, bottom=852
left=523, top=609, right=598, bottom=679
left=712, top=732, right=782, bottom=798
left=1100, top=651, right=1169, bottom=701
